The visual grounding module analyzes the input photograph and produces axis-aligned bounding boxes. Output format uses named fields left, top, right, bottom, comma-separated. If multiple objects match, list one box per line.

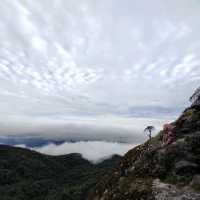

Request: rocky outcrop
left=87, top=105, right=200, bottom=200
left=153, top=179, right=200, bottom=200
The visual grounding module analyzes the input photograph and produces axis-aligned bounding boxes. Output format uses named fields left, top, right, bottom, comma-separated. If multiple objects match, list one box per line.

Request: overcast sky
left=0, top=0, right=200, bottom=142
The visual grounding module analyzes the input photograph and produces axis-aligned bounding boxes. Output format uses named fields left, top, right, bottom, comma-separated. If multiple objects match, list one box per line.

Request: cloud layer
left=0, top=0, right=199, bottom=119
left=0, top=1, right=199, bottom=145
left=31, top=141, right=135, bottom=163
left=0, top=115, right=171, bottom=144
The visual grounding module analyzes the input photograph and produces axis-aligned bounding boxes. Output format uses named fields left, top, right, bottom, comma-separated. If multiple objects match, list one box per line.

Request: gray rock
left=175, top=160, right=198, bottom=174
left=190, top=175, right=200, bottom=187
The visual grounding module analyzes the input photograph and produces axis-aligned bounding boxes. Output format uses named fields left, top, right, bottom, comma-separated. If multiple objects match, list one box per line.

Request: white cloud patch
left=33, top=141, right=135, bottom=163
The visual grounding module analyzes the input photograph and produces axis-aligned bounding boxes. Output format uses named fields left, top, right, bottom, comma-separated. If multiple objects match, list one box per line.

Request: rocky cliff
left=87, top=104, right=200, bottom=200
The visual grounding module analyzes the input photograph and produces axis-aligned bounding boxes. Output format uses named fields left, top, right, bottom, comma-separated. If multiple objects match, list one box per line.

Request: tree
left=190, top=87, right=200, bottom=105
left=144, top=126, right=155, bottom=140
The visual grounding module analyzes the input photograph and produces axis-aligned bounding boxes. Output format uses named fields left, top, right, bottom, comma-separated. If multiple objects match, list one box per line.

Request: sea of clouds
left=7, top=116, right=173, bottom=163
left=32, top=141, right=135, bottom=163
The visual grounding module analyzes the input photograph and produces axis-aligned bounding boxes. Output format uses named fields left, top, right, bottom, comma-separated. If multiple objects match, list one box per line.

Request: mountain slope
left=88, top=104, right=200, bottom=200
left=0, top=145, right=121, bottom=200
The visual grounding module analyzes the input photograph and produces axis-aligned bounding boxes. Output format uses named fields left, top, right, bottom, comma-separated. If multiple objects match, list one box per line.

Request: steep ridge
left=0, top=145, right=121, bottom=200
left=87, top=104, right=200, bottom=200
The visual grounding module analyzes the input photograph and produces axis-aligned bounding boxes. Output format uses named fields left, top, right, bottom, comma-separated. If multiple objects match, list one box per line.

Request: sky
left=0, top=0, right=200, bottom=161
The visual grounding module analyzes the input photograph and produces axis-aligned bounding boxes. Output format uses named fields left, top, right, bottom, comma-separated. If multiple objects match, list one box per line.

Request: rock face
left=153, top=179, right=200, bottom=200
left=87, top=105, right=200, bottom=200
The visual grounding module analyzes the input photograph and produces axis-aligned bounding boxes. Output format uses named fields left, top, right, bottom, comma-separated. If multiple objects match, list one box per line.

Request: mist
left=30, top=141, right=135, bottom=163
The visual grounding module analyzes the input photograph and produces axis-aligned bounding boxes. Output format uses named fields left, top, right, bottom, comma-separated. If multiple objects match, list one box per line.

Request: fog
left=0, top=115, right=172, bottom=143
left=30, top=141, right=135, bottom=163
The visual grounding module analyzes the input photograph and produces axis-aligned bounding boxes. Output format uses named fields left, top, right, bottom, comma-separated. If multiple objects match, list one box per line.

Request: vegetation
left=88, top=104, right=200, bottom=200
left=190, top=86, right=200, bottom=105
left=0, top=145, right=121, bottom=200
left=144, top=126, right=155, bottom=140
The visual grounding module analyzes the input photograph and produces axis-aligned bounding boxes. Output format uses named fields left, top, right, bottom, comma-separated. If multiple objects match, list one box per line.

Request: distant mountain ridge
left=0, top=136, right=66, bottom=147
left=0, top=144, right=121, bottom=200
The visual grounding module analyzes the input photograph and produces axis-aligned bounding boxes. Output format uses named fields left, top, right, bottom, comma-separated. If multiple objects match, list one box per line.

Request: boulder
left=190, top=175, right=200, bottom=190
left=175, top=160, right=198, bottom=174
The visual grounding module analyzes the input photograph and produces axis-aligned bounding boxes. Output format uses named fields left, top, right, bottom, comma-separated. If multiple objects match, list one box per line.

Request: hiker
left=162, top=123, right=175, bottom=146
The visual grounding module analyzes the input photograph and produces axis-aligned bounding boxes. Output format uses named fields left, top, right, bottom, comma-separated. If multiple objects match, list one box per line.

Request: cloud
left=0, top=0, right=199, bottom=139
left=0, top=115, right=172, bottom=143
left=32, top=141, right=135, bottom=163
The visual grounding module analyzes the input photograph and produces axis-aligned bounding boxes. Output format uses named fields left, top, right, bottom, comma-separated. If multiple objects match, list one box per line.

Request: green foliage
left=189, top=86, right=200, bottom=104
left=0, top=145, right=120, bottom=200
left=150, top=131, right=162, bottom=144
